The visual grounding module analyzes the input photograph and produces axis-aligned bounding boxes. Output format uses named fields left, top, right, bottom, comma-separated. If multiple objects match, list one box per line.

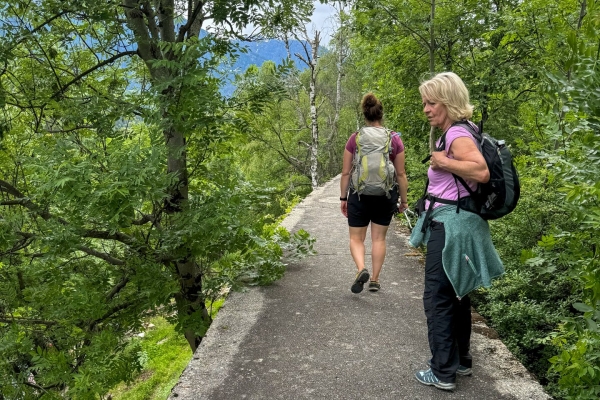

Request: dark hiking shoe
left=457, top=365, right=473, bottom=376
left=368, top=280, right=381, bottom=292
left=351, top=268, right=370, bottom=293
left=427, top=359, right=472, bottom=376
left=414, top=369, right=456, bottom=391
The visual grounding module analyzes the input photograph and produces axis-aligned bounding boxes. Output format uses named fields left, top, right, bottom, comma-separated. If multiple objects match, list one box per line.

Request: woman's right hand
left=398, top=201, right=409, bottom=213
left=341, top=200, right=348, bottom=218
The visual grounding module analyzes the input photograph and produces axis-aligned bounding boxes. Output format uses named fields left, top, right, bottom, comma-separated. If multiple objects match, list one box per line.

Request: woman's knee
left=370, top=223, right=389, bottom=242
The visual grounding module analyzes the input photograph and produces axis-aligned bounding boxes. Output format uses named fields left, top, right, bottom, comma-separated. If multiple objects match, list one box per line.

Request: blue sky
left=204, top=1, right=339, bottom=46
left=308, top=2, right=338, bottom=46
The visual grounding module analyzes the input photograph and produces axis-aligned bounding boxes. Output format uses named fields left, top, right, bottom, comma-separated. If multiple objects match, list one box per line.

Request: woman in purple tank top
left=414, top=72, right=490, bottom=391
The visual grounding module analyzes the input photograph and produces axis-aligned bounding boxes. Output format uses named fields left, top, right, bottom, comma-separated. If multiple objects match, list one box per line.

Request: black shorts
left=347, top=187, right=399, bottom=227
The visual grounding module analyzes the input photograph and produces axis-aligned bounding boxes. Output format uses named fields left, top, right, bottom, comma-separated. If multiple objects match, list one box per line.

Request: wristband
left=340, top=197, right=348, bottom=201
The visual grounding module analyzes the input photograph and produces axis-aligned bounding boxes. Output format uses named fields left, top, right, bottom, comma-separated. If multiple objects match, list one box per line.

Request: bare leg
left=349, top=226, right=368, bottom=271
left=370, top=222, right=389, bottom=281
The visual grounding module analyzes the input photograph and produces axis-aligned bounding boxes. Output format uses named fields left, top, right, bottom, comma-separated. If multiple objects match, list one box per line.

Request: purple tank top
left=426, top=124, right=478, bottom=209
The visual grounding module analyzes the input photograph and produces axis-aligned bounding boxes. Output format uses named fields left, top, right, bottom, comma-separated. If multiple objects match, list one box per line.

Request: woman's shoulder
left=345, top=132, right=358, bottom=152
left=446, top=121, right=476, bottom=142
left=389, top=130, right=402, bottom=143
left=448, top=120, right=477, bottom=135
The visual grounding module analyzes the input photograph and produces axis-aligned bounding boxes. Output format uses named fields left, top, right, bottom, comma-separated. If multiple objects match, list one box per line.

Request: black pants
left=423, top=221, right=472, bottom=383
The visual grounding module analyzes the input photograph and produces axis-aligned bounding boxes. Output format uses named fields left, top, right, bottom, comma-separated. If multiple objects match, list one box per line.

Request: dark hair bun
left=363, top=93, right=378, bottom=107
left=361, top=93, right=383, bottom=122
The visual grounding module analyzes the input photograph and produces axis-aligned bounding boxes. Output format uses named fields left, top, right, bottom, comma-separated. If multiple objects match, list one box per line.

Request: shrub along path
left=169, top=175, right=551, bottom=400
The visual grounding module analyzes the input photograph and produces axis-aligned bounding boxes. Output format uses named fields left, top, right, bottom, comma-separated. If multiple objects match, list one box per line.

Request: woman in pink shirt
left=339, top=93, right=409, bottom=294
left=414, top=72, right=490, bottom=391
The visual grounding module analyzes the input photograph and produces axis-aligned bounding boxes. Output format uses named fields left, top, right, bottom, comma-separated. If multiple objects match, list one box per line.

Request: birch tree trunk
left=326, top=1, right=349, bottom=172
left=429, top=0, right=437, bottom=152
left=333, top=2, right=346, bottom=139
left=308, top=31, right=320, bottom=190
left=293, top=27, right=321, bottom=190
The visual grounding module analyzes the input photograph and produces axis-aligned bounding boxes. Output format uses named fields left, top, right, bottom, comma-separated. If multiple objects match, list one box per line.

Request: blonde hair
left=419, top=72, right=474, bottom=121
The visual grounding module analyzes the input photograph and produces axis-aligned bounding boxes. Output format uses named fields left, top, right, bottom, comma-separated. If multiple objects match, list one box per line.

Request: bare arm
left=340, top=150, right=354, bottom=218
left=393, top=151, right=409, bottom=208
left=340, top=149, right=354, bottom=217
left=430, top=137, right=489, bottom=183
left=340, top=149, right=354, bottom=197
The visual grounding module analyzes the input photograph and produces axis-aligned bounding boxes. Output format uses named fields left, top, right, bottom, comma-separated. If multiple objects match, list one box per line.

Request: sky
left=204, top=1, right=339, bottom=47
left=307, top=2, right=338, bottom=47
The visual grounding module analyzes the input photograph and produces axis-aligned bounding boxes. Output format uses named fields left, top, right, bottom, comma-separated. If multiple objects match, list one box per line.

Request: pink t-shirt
left=345, top=129, right=405, bottom=160
left=426, top=124, right=478, bottom=208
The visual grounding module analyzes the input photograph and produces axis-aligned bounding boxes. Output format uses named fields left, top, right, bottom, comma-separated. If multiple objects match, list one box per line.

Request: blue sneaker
left=414, top=369, right=456, bottom=391
left=457, top=365, right=473, bottom=376
left=427, top=359, right=472, bottom=376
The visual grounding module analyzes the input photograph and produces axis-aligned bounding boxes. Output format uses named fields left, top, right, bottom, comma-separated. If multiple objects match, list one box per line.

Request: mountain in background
left=219, top=38, right=327, bottom=97
left=233, top=39, right=306, bottom=73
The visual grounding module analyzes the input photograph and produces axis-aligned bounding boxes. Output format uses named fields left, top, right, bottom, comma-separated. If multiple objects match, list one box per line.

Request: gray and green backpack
left=350, top=126, right=397, bottom=198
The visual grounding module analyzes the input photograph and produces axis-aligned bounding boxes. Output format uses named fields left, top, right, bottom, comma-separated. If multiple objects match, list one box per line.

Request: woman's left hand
left=341, top=200, right=348, bottom=218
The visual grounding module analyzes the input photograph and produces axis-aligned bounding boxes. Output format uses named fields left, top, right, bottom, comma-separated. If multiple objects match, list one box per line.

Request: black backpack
left=417, top=120, right=520, bottom=227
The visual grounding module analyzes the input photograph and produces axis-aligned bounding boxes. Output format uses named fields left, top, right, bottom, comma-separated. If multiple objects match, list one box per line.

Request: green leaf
left=573, top=303, right=594, bottom=313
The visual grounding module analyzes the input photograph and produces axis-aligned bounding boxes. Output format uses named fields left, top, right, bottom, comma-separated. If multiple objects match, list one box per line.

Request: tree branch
left=158, top=0, right=176, bottom=43
left=0, top=180, right=71, bottom=224
left=50, top=51, right=137, bottom=99
left=131, top=213, right=155, bottom=225
left=76, top=245, right=125, bottom=266
left=0, top=180, right=141, bottom=251
left=7, top=10, right=70, bottom=52
left=0, top=316, right=57, bottom=325
left=0, top=237, right=34, bottom=256
left=140, top=1, right=160, bottom=40
left=178, top=1, right=205, bottom=41
left=106, top=277, right=130, bottom=301
left=23, top=380, right=61, bottom=391
left=379, top=3, right=431, bottom=50
left=0, top=179, right=24, bottom=198
left=1, top=199, right=28, bottom=206
left=89, top=301, right=135, bottom=331
left=0, top=180, right=55, bottom=221
left=83, top=230, right=138, bottom=247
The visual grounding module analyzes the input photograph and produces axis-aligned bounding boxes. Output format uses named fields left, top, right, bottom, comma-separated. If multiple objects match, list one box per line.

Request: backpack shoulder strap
left=437, top=132, right=448, bottom=152
left=418, top=134, right=446, bottom=164
left=384, top=128, right=395, bottom=154
left=452, top=120, right=483, bottom=145
left=448, top=121, right=479, bottom=197
left=354, top=129, right=362, bottom=154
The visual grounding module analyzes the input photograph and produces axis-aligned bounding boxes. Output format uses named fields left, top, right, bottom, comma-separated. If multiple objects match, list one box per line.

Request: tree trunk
left=429, top=0, right=437, bottom=152
left=124, top=0, right=210, bottom=352
left=327, top=2, right=347, bottom=176
left=309, top=31, right=320, bottom=190
left=292, top=27, right=321, bottom=189
left=174, top=260, right=211, bottom=352
left=333, top=2, right=345, bottom=140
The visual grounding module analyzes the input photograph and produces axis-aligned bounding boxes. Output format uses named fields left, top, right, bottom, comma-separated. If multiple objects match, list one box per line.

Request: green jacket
left=409, top=205, right=505, bottom=298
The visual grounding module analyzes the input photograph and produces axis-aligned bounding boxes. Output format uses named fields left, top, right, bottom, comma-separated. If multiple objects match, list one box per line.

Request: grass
left=109, top=298, right=225, bottom=400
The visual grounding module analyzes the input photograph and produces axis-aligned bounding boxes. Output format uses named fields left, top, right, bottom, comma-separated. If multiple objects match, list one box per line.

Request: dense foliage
left=341, top=0, right=600, bottom=398
left=236, top=0, right=600, bottom=399
left=0, top=1, right=314, bottom=398
left=2, top=0, right=600, bottom=398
